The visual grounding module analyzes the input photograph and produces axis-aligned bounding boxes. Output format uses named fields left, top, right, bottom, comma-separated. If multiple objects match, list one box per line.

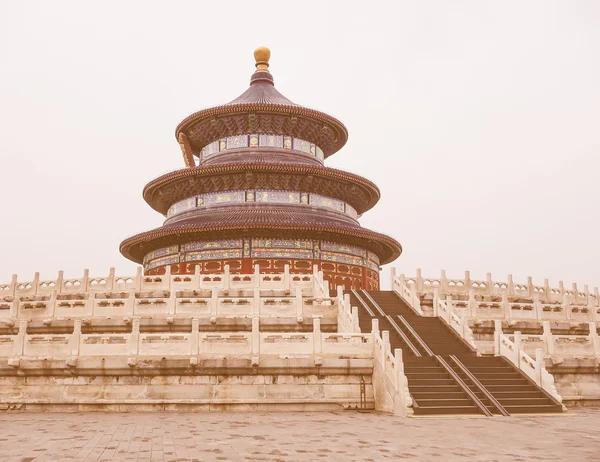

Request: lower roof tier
left=120, top=206, right=402, bottom=266
left=142, top=162, right=381, bottom=216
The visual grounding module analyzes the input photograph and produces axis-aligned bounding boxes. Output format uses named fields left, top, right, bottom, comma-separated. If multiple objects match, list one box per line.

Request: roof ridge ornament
left=254, top=46, right=271, bottom=73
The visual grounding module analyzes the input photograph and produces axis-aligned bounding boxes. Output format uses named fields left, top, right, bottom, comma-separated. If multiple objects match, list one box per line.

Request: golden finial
left=254, top=46, right=271, bottom=72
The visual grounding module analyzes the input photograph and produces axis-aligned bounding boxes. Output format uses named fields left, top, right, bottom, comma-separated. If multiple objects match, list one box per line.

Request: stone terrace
left=0, top=409, right=598, bottom=461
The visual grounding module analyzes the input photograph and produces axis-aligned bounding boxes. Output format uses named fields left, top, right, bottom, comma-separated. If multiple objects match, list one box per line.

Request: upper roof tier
left=175, top=47, right=349, bottom=160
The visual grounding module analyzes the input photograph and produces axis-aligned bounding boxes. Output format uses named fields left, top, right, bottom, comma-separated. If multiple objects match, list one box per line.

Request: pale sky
left=1, top=1, right=599, bottom=290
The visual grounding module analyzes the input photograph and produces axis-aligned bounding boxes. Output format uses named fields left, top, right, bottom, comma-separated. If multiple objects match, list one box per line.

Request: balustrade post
left=464, top=271, right=471, bottom=293
left=572, top=282, right=579, bottom=302
left=493, top=320, right=502, bottom=356
left=390, top=267, right=396, bottom=290
left=527, top=276, right=534, bottom=298
left=468, top=290, right=477, bottom=317
left=82, top=269, right=90, bottom=292
left=130, top=319, right=140, bottom=355
left=535, top=348, right=544, bottom=387
left=49, top=289, right=57, bottom=318
left=588, top=322, right=600, bottom=358
left=313, top=317, right=322, bottom=354
left=295, top=287, right=303, bottom=321
left=251, top=316, right=260, bottom=356
left=211, top=289, right=218, bottom=317
left=433, top=287, right=439, bottom=317
left=514, top=331, right=522, bottom=367
left=57, top=270, right=64, bottom=294
left=343, top=294, right=351, bottom=331
left=440, top=269, right=448, bottom=294
left=164, top=265, right=172, bottom=290
left=589, top=295, right=598, bottom=322
left=502, top=292, right=511, bottom=319
left=562, top=294, right=571, bottom=320
left=194, top=264, right=201, bottom=289
left=71, top=319, right=82, bottom=357
left=351, top=306, right=359, bottom=333
left=416, top=268, right=423, bottom=293
left=223, top=264, right=230, bottom=290
left=486, top=272, right=493, bottom=297
left=544, top=278, right=550, bottom=301
left=107, top=267, right=115, bottom=292
left=253, top=287, right=261, bottom=316
left=13, top=320, right=27, bottom=356
left=168, top=288, right=176, bottom=315
left=33, top=272, right=40, bottom=295
left=558, top=280, right=565, bottom=300
left=254, top=264, right=260, bottom=289
left=446, top=295, right=454, bottom=323
left=284, top=264, right=290, bottom=291
left=371, top=318, right=380, bottom=337
left=134, top=267, right=143, bottom=291
left=533, top=293, right=543, bottom=320
left=542, top=320, right=555, bottom=355
left=9, top=274, right=17, bottom=298
left=381, top=330, right=390, bottom=373
left=507, top=274, right=514, bottom=297
left=393, top=348, right=402, bottom=390
left=191, top=318, right=200, bottom=355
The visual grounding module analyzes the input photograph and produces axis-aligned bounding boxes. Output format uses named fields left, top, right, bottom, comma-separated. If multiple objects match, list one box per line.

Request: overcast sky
left=1, top=1, right=599, bottom=290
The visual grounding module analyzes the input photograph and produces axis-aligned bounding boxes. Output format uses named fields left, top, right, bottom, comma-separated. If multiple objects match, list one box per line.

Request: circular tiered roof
left=120, top=47, right=402, bottom=275
left=175, top=50, right=348, bottom=159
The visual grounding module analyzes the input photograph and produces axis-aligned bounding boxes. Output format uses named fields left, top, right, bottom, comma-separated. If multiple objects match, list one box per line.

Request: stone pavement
left=0, top=409, right=598, bottom=461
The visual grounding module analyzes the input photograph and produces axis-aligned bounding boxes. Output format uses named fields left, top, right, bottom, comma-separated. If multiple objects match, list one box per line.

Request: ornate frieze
left=143, top=239, right=380, bottom=274
left=200, top=134, right=324, bottom=164
left=166, top=190, right=359, bottom=220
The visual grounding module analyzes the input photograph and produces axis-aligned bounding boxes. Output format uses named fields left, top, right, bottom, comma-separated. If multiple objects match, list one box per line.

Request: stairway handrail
left=391, top=274, right=424, bottom=315
left=396, top=315, right=434, bottom=357
left=386, top=316, right=422, bottom=357
left=435, top=355, right=492, bottom=417
left=351, top=289, right=375, bottom=317
left=359, top=290, right=386, bottom=317
left=448, top=355, right=509, bottom=416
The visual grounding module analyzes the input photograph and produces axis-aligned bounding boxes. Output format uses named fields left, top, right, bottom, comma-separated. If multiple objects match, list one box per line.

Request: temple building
left=119, top=47, right=401, bottom=290
left=0, top=47, right=596, bottom=416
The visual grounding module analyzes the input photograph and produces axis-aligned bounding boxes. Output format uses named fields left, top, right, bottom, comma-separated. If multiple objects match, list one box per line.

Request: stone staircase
left=348, top=290, right=563, bottom=416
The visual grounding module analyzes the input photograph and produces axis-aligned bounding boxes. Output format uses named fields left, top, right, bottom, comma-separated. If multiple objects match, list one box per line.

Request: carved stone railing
left=495, top=330, right=564, bottom=406
left=391, top=272, right=478, bottom=350
left=371, top=319, right=413, bottom=417
left=2, top=317, right=374, bottom=368
left=0, top=264, right=316, bottom=298
left=0, top=266, right=339, bottom=322
left=391, top=269, right=423, bottom=315
left=398, top=268, right=598, bottom=309
left=492, top=320, right=600, bottom=359
left=336, top=286, right=359, bottom=334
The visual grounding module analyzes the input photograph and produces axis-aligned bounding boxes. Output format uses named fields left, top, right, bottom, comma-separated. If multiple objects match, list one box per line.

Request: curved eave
left=120, top=224, right=402, bottom=266
left=142, top=163, right=381, bottom=215
left=175, top=103, right=349, bottom=158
